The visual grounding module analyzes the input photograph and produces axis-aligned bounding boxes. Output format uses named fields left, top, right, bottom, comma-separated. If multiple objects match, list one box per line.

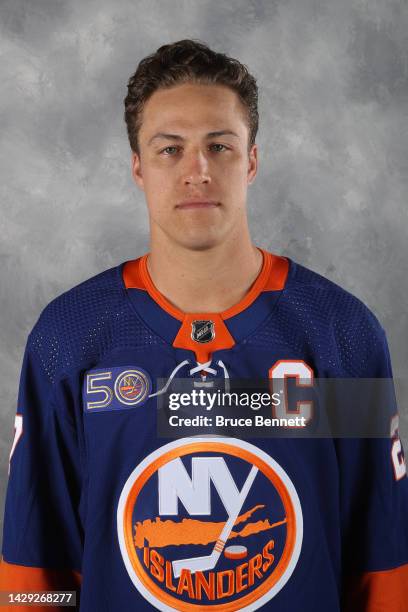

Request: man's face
left=132, top=82, right=258, bottom=251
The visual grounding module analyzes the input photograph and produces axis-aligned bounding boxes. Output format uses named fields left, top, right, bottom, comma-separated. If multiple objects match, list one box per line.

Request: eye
left=159, top=143, right=229, bottom=156
left=210, top=143, right=228, bottom=152
left=160, top=146, right=179, bottom=155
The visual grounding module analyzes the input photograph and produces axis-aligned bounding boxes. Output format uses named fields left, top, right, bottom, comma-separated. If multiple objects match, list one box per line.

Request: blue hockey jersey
left=1, top=248, right=407, bottom=611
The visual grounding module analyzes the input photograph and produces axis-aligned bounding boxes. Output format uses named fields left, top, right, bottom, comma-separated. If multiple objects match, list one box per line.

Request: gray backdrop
left=1, top=0, right=407, bottom=551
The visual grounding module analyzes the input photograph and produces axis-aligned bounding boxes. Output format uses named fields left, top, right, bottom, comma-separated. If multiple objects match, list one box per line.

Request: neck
left=146, top=231, right=263, bottom=314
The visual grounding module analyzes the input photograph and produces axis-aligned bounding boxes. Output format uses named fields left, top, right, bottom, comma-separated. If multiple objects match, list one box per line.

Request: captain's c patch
left=83, top=366, right=152, bottom=413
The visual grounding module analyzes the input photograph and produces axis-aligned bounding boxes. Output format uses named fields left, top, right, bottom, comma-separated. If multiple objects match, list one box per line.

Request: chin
left=175, top=233, right=223, bottom=252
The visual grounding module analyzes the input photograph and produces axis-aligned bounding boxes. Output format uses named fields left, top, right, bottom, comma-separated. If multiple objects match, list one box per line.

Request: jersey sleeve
left=336, top=324, right=408, bottom=611
left=0, top=332, right=84, bottom=611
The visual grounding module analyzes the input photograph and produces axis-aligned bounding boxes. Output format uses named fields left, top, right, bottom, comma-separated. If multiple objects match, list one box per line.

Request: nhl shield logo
left=117, top=437, right=303, bottom=611
left=191, top=320, right=215, bottom=344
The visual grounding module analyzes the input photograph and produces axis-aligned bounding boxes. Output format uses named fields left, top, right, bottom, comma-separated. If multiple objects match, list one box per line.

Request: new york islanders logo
left=115, top=369, right=151, bottom=405
left=117, top=437, right=303, bottom=611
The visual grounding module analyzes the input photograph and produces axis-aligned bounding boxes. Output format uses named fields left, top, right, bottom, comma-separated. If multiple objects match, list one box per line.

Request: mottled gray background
left=1, top=0, right=407, bottom=550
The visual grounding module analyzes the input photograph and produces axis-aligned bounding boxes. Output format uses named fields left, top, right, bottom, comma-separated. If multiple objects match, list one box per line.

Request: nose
left=182, top=149, right=211, bottom=185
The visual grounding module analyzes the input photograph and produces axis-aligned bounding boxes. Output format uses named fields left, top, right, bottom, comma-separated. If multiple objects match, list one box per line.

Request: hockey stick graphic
left=172, top=464, right=258, bottom=578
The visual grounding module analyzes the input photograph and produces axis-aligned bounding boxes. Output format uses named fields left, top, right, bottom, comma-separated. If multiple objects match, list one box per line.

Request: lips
left=176, top=200, right=220, bottom=209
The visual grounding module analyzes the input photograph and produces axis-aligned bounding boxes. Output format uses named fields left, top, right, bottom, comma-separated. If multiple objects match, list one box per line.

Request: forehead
left=139, top=83, right=247, bottom=137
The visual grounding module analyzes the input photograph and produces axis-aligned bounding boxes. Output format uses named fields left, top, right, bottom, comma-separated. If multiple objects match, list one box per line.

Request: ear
left=247, top=143, right=258, bottom=185
left=131, top=151, right=144, bottom=191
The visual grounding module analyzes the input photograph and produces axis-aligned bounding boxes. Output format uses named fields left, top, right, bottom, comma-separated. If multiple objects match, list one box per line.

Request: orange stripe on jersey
left=0, top=557, right=81, bottom=611
left=343, top=563, right=408, bottom=612
left=123, top=248, right=289, bottom=321
left=123, top=248, right=289, bottom=361
left=261, top=252, right=289, bottom=292
left=220, top=250, right=289, bottom=317
left=123, top=257, right=145, bottom=290
left=139, top=252, right=184, bottom=321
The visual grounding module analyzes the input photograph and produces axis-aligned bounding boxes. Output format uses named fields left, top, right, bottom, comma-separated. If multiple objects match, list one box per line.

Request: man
left=1, top=39, right=407, bottom=611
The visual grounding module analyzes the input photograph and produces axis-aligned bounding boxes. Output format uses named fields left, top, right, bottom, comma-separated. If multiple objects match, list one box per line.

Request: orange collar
left=123, top=248, right=289, bottom=362
left=123, top=247, right=289, bottom=322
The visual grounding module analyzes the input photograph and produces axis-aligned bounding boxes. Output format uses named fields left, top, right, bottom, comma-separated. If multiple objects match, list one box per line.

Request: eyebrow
left=147, top=130, right=240, bottom=146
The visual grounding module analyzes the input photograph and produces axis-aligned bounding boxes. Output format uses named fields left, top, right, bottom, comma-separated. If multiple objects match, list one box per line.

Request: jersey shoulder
left=274, top=258, right=389, bottom=376
left=285, top=257, right=385, bottom=331
left=27, top=262, right=164, bottom=384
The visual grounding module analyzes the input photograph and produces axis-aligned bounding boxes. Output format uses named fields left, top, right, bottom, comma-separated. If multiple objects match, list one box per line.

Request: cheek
left=221, top=156, right=249, bottom=181
left=223, top=169, right=248, bottom=195
left=145, top=184, right=173, bottom=221
left=143, top=168, right=172, bottom=198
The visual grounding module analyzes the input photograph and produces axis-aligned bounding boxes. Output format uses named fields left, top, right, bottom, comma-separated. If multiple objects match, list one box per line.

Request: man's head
left=123, top=39, right=259, bottom=251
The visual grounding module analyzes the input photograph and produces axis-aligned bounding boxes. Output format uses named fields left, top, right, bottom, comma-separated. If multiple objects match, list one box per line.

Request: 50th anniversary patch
left=83, top=366, right=152, bottom=412
left=117, top=437, right=303, bottom=611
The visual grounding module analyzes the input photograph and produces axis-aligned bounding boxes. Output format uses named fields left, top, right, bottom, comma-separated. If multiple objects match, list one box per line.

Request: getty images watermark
left=166, top=388, right=306, bottom=429
left=155, top=378, right=405, bottom=439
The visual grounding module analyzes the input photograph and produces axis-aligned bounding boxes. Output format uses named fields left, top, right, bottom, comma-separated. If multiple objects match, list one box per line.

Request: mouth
left=176, top=200, right=220, bottom=210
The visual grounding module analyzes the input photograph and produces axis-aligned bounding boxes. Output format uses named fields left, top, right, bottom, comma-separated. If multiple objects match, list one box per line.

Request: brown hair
left=123, top=38, right=259, bottom=156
